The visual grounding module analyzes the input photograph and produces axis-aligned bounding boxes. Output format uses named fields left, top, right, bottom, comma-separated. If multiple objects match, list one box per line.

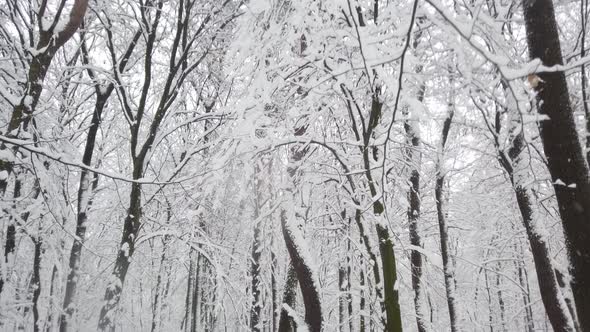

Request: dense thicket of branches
left=0, top=0, right=589, bottom=331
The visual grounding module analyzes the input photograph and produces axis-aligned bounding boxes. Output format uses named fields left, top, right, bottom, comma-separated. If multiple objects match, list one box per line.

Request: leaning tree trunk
left=435, top=105, right=460, bottom=332
left=280, top=120, right=323, bottom=331
left=280, top=209, right=323, bottom=331
left=497, top=123, right=576, bottom=331
left=522, top=1, right=590, bottom=329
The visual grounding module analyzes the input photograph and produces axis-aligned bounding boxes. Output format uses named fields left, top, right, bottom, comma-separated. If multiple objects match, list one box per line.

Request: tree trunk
left=493, top=89, right=576, bottom=331
left=31, top=238, right=42, bottom=332
left=97, top=179, right=142, bottom=331
left=435, top=106, right=459, bottom=332
left=359, top=252, right=366, bottom=332
left=251, top=221, right=263, bottom=332
left=151, top=236, right=169, bottom=332
left=522, top=1, right=590, bottom=330
left=364, top=94, right=402, bottom=331
left=278, top=265, right=297, bottom=332
left=406, top=120, right=426, bottom=332
left=339, top=266, right=346, bottom=331
left=346, top=228, right=354, bottom=332
left=281, top=210, right=322, bottom=331
left=375, top=220, right=402, bottom=332
left=60, top=92, right=109, bottom=332
left=271, top=247, right=278, bottom=332
left=281, top=120, right=323, bottom=331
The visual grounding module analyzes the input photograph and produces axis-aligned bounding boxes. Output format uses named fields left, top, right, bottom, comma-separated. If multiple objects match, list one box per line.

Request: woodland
left=0, top=0, right=590, bottom=331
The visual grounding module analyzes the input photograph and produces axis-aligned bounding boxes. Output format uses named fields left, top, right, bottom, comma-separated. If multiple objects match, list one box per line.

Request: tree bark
left=271, top=247, right=278, bottom=332
left=435, top=106, right=459, bottom=332
left=280, top=118, right=323, bottom=331
left=406, top=115, right=426, bottom=332
left=250, top=221, right=263, bottom=332
left=31, top=237, right=42, bottom=332
left=278, top=265, right=298, bottom=332
left=522, top=1, right=590, bottom=330
left=491, top=86, right=576, bottom=331
left=97, top=180, right=142, bottom=331
left=281, top=210, right=323, bottom=331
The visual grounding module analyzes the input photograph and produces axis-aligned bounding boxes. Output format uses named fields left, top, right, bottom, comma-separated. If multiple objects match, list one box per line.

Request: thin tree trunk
left=31, top=238, right=42, bottom=332
left=339, top=266, right=346, bottom=331
left=271, top=247, right=278, bottom=332
left=484, top=270, right=494, bottom=332
left=495, top=266, right=506, bottom=332
left=359, top=253, right=366, bottom=332
left=514, top=247, right=534, bottom=332
left=346, top=226, right=353, bottom=332
left=183, top=249, right=195, bottom=332
left=251, top=221, right=263, bottom=332
left=405, top=116, right=426, bottom=332
left=46, top=265, right=59, bottom=332
left=522, top=1, right=590, bottom=330
left=192, top=246, right=203, bottom=332
left=0, top=178, right=19, bottom=296
left=435, top=106, right=459, bottom=332
left=151, top=236, right=169, bottom=332
left=364, top=96, right=402, bottom=332
left=60, top=92, right=109, bottom=332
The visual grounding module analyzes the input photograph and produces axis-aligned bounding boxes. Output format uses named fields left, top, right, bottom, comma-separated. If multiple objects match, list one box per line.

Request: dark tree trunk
left=365, top=95, right=402, bottom=332
left=405, top=120, right=426, bottom=332
left=280, top=119, right=323, bottom=331
left=359, top=253, right=366, bottom=332
left=484, top=270, right=494, bottom=332
left=435, top=106, right=459, bottom=332
left=278, top=265, right=298, bottom=332
left=250, top=222, right=263, bottom=332
left=31, top=238, right=42, bottom=332
left=271, top=248, right=278, bottom=331
left=0, top=177, right=21, bottom=297
left=346, top=228, right=353, bottom=332
left=281, top=210, right=322, bottom=331
left=522, top=1, right=590, bottom=330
